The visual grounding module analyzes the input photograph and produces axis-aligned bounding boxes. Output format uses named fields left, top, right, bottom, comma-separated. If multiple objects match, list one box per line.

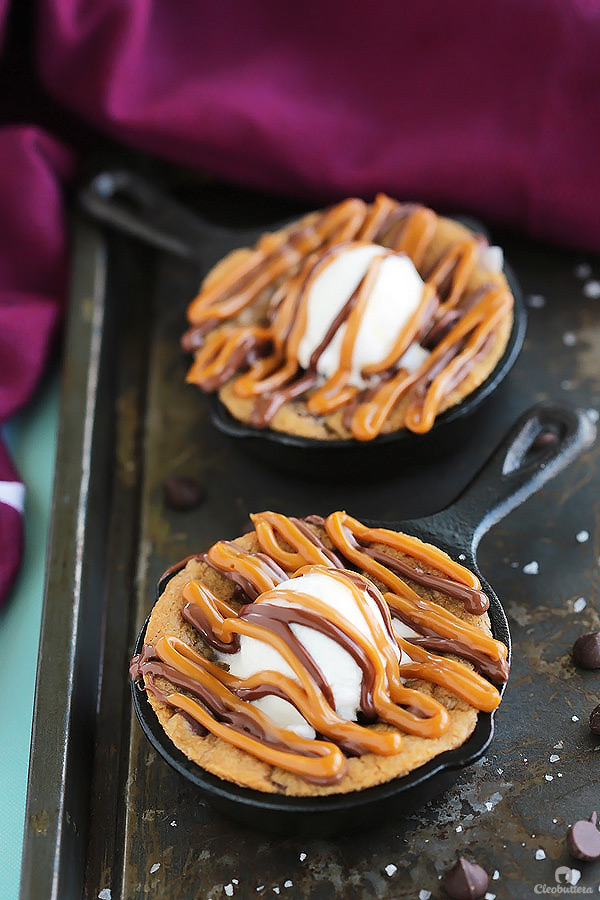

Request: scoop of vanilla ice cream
left=297, top=244, right=429, bottom=388
left=218, top=569, right=400, bottom=738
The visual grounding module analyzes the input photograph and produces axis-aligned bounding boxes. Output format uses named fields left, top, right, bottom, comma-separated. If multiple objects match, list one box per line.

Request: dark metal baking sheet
left=21, top=177, right=600, bottom=900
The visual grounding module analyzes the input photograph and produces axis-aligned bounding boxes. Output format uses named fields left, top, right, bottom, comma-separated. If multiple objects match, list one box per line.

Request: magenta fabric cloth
left=0, top=0, right=8, bottom=52
left=0, top=440, right=25, bottom=607
left=37, top=0, right=600, bottom=253
left=0, top=127, right=73, bottom=606
left=0, top=128, right=72, bottom=421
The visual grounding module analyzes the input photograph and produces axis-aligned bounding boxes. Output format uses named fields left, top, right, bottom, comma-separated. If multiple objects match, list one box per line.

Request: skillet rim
left=130, top=549, right=511, bottom=821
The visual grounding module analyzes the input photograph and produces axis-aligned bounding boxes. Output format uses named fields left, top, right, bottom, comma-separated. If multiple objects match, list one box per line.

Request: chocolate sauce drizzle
left=183, top=197, right=513, bottom=439
left=131, top=512, right=509, bottom=785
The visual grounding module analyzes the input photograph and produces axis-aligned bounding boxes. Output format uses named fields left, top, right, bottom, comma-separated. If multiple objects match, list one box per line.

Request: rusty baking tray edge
left=19, top=215, right=151, bottom=900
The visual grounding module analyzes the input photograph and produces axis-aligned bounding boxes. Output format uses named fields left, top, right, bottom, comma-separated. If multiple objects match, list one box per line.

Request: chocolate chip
left=590, top=704, right=600, bottom=735
left=442, top=857, right=489, bottom=900
left=572, top=631, right=600, bottom=669
left=567, top=812, right=600, bottom=861
left=163, top=476, right=206, bottom=511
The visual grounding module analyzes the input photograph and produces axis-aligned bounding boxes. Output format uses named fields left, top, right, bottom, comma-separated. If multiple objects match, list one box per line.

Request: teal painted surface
left=0, top=372, right=59, bottom=900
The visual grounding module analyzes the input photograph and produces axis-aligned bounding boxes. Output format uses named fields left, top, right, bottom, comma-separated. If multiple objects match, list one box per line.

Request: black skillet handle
left=80, top=169, right=234, bottom=261
left=411, top=404, right=595, bottom=556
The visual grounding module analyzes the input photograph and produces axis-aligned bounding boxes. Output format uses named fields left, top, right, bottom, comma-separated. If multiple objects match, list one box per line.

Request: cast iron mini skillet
left=81, top=170, right=527, bottom=479
left=131, top=404, right=594, bottom=836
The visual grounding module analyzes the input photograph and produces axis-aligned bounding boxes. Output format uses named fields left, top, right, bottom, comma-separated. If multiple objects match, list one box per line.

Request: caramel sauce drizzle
left=183, top=196, right=513, bottom=438
left=145, top=634, right=349, bottom=784
left=205, top=540, right=285, bottom=596
left=323, top=512, right=507, bottom=666
left=250, top=511, right=345, bottom=571
left=131, top=513, right=508, bottom=785
left=351, top=286, right=512, bottom=438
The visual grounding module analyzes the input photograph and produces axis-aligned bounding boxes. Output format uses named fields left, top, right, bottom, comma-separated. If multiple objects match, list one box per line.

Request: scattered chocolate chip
left=572, top=631, right=600, bottom=669
left=590, top=704, right=600, bottom=735
left=566, top=812, right=600, bottom=861
left=162, top=476, right=206, bottom=511
left=442, top=857, right=489, bottom=900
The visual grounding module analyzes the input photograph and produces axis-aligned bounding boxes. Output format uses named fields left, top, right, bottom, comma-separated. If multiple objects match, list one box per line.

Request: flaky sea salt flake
left=98, top=891, right=111, bottom=900
left=284, top=881, right=293, bottom=889
left=385, top=864, right=397, bottom=877
left=299, top=853, right=307, bottom=862
left=550, top=754, right=560, bottom=762
left=528, top=294, right=546, bottom=308
left=523, top=561, right=539, bottom=575
left=536, top=849, right=546, bottom=860
left=419, top=891, right=432, bottom=900
left=224, top=885, right=234, bottom=897
left=150, top=863, right=160, bottom=874
left=574, top=597, right=587, bottom=612
left=545, top=774, right=554, bottom=781
left=576, top=530, right=590, bottom=543
left=583, top=280, right=600, bottom=299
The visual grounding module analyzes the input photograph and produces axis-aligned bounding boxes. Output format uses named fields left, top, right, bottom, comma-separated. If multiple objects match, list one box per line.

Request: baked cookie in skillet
left=130, top=512, right=509, bottom=797
left=182, top=196, right=514, bottom=441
